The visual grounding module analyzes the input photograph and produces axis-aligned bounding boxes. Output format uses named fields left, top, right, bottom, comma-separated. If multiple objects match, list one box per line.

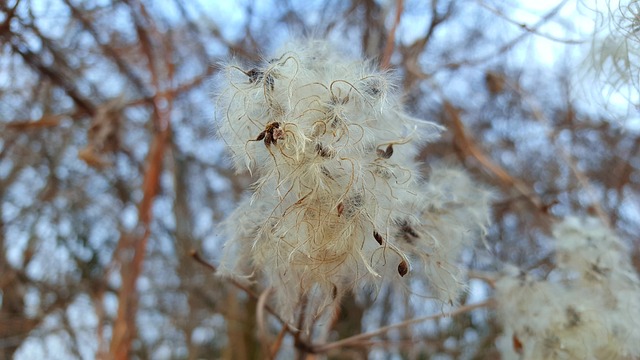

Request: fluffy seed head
left=214, top=39, right=491, bottom=325
left=495, top=217, right=640, bottom=359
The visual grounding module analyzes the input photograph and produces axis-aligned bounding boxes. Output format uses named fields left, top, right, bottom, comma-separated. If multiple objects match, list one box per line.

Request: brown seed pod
left=384, top=144, right=393, bottom=158
left=247, top=68, right=262, bottom=83
left=315, top=143, right=335, bottom=158
left=397, top=219, right=420, bottom=244
left=373, top=231, right=384, bottom=245
left=398, top=260, right=408, bottom=277
left=376, top=144, right=394, bottom=159
left=246, top=68, right=275, bottom=91
left=253, top=122, right=281, bottom=148
left=337, top=202, right=345, bottom=216
left=512, top=334, right=524, bottom=354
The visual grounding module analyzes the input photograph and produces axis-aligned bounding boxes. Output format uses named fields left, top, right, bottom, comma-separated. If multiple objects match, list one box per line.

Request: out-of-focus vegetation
left=0, top=0, right=638, bottom=359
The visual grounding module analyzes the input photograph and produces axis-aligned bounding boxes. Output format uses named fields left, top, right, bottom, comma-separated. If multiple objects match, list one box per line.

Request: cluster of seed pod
left=215, top=39, right=490, bottom=324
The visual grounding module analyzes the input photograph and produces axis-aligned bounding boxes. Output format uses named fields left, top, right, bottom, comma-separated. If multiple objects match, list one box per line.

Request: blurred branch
left=475, top=0, right=584, bottom=44
left=109, top=1, right=173, bottom=358
left=444, top=101, right=545, bottom=211
left=400, top=0, right=454, bottom=89
left=62, top=0, right=150, bottom=96
left=444, top=0, right=570, bottom=69
left=8, top=40, right=96, bottom=116
left=313, top=300, right=494, bottom=353
left=5, top=115, right=64, bottom=130
left=381, top=0, right=403, bottom=69
left=0, top=0, right=20, bottom=34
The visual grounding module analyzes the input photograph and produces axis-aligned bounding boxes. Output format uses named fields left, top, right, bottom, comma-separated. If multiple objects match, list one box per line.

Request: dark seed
left=384, top=144, right=393, bottom=158
left=377, top=144, right=394, bottom=159
left=246, top=68, right=274, bottom=90
left=315, top=143, right=334, bottom=158
left=512, top=334, right=523, bottom=354
left=398, top=260, right=408, bottom=277
left=397, top=219, right=419, bottom=243
left=321, top=166, right=334, bottom=179
left=373, top=231, right=383, bottom=245
left=247, top=68, right=261, bottom=83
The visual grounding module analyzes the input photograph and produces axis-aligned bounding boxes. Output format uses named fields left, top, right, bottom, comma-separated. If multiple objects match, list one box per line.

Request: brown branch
left=9, top=41, right=96, bottom=116
left=475, top=0, right=584, bottom=44
left=400, top=0, right=454, bottom=89
left=269, top=324, right=288, bottom=360
left=62, top=0, right=150, bottom=96
left=257, top=287, right=274, bottom=357
left=5, top=115, right=63, bottom=130
left=381, top=0, right=403, bottom=69
left=445, top=101, right=545, bottom=211
left=444, top=0, right=570, bottom=69
left=190, top=250, right=288, bottom=327
left=190, top=250, right=320, bottom=356
left=0, top=0, right=21, bottom=34
left=313, top=300, right=495, bottom=353
left=109, top=2, right=173, bottom=358
left=109, top=99, right=170, bottom=360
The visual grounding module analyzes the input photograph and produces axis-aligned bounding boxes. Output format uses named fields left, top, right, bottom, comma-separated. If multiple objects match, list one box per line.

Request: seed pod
left=512, top=334, right=523, bottom=354
left=246, top=68, right=275, bottom=90
left=337, top=202, right=345, bottom=216
left=264, top=133, right=273, bottom=147
left=373, top=231, right=383, bottom=245
left=377, top=144, right=394, bottom=159
left=247, top=68, right=262, bottom=83
left=397, top=219, right=420, bottom=244
left=315, top=143, right=334, bottom=158
left=384, top=144, right=393, bottom=158
left=398, top=260, right=409, bottom=277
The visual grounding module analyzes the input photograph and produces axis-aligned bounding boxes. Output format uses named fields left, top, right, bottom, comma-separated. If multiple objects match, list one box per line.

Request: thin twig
left=189, top=250, right=292, bottom=330
left=269, top=324, right=288, bottom=360
left=257, top=287, right=274, bottom=356
left=381, top=0, right=404, bottom=69
left=467, top=271, right=498, bottom=288
left=313, top=300, right=494, bottom=353
left=445, top=101, right=546, bottom=212
left=475, top=0, right=584, bottom=44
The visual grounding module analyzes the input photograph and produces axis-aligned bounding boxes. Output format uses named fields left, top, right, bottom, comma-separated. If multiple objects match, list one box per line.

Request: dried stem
left=381, top=0, right=404, bottom=69
left=313, top=300, right=495, bottom=353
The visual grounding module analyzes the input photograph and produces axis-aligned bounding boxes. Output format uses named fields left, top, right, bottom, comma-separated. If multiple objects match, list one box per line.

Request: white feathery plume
left=214, top=39, right=491, bottom=326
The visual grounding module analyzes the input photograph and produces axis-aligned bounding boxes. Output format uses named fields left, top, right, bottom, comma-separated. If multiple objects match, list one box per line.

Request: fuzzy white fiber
left=214, top=39, right=491, bottom=326
left=496, top=217, right=640, bottom=360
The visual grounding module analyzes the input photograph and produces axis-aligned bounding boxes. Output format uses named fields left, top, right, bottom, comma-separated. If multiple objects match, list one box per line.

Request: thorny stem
left=312, top=299, right=495, bottom=353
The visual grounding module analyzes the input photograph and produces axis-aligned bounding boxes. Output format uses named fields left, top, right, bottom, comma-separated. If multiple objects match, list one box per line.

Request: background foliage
left=0, top=0, right=638, bottom=359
